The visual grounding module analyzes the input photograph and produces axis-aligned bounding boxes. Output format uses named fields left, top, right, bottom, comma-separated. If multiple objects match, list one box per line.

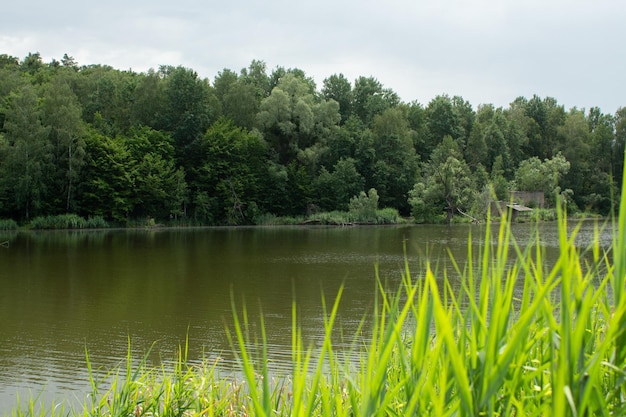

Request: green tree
left=322, top=73, right=353, bottom=124
left=72, top=65, right=137, bottom=135
left=313, top=158, right=364, bottom=211
left=484, top=110, right=510, bottom=173
left=239, top=59, right=271, bottom=98
left=130, top=68, right=165, bottom=129
left=122, top=126, right=184, bottom=220
left=193, top=118, right=269, bottom=224
left=223, top=80, right=260, bottom=130
left=523, top=95, right=565, bottom=159
left=212, top=68, right=239, bottom=103
left=2, top=84, right=51, bottom=219
left=451, top=95, right=475, bottom=149
left=425, top=95, right=464, bottom=156
left=158, top=65, right=216, bottom=169
left=405, top=101, right=428, bottom=158
left=409, top=136, right=474, bottom=223
left=555, top=109, right=591, bottom=209
left=581, top=108, right=615, bottom=213
left=352, top=76, right=399, bottom=126
left=613, top=107, right=626, bottom=186
left=257, top=73, right=339, bottom=164
left=78, top=130, right=133, bottom=222
left=515, top=153, right=570, bottom=206
left=42, top=77, right=86, bottom=212
left=370, top=108, right=419, bottom=213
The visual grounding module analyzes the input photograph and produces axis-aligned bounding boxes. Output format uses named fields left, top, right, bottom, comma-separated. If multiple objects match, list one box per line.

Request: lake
left=0, top=220, right=613, bottom=413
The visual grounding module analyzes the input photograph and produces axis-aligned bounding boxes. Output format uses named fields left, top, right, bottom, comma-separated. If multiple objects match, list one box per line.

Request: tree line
left=0, top=52, right=624, bottom=225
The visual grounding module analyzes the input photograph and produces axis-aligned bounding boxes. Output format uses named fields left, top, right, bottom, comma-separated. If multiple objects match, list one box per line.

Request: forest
left=0, top=52, right=624, bottom=226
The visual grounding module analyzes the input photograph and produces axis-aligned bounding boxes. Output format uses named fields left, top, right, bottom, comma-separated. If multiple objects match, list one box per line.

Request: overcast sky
left=2, top=0, right=624, bottom=113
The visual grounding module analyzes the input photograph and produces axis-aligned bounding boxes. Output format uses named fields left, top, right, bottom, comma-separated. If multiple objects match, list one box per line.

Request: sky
left=2, top=0, right=625, bottom=113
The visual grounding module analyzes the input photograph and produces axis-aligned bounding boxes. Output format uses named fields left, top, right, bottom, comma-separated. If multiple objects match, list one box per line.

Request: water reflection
left=0, top=220, right=613, bottom=412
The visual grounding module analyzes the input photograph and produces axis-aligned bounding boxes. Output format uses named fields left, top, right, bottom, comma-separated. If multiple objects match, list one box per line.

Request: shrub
left=374, top=207, right=402, bottom=224
left=0, top=219, right=18, bottom=230
left=349, top=188, right=379, bottom=222
left=30, top=214, right=108, bottom=229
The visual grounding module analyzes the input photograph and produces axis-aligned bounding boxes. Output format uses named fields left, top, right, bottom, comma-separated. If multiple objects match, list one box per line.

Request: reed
left=0, top=218, right=18, bottom=230
left=8, top=190, right=626, bottom=416
left=29, top=214, right=109, bottom=230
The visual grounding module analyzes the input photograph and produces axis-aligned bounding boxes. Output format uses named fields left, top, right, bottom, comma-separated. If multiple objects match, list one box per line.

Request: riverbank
left=6, top=197, right=625, bottom=416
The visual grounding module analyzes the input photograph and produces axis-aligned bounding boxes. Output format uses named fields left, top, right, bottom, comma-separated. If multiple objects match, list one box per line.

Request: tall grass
left=228, top=200, right=625, bottom=416
left=0, top=218, right=18, bottom=230
left=8, top=191, right=626, bottom=416
left=29, top=214, right=109, bottom=229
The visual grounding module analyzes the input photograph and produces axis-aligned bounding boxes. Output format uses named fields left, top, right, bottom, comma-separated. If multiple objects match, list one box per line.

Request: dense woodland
left=0, top=52, right=624, bottom=225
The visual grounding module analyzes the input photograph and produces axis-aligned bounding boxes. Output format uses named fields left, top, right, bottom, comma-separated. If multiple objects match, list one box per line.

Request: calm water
left=0, top=220, right=613, bottom=412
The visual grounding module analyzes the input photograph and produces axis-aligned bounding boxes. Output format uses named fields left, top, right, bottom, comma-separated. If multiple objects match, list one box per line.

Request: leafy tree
left=370, top=108, right=419, bottom=213
left=555, top=109, right=591, bottom=208
left=193, top=118, right=268, bottom=224
left=42, top=77, right=86, bottom=212
left=484, top=110, right=510, bottom=173
left=77, top=130, right=133, bottom=222
left=239, top=59, right=271, bottom=98
left=514, top=153, right=570, bottom=206
left=130, top=69, right=165, bottom=129
left=122, top=126, right=183, bottom=220
left=352, top=76, right=399, bottom=126
left=72, top=65, right=137, bottom=135
left=21, top=52, right=44, bottom=76
left=523, top=95, right=565, bottom=159
left=465, top=120, right=488, bottom=169
left=425, top=95, right=464, bottom=156
left=257, top=73, right=339, bottom=164
left=451, top=95, right=475, bottom=149
left=2, top=84, right=51, bottom=219
left=212, top=68, right=239, bottom=103
left=320, top=115, right=364, bottom=168
left=614, top=107, right=626, bottom=186
left=409, top=136, right=474, bottom=223
left=322, top=73, right=353, bottom=123
left=581, top=108, right=615, bottom=213
left=313, top=158, right=364, bottom=211
left=487, top=156, right=507, bottom=199
left=405, top=101, right=428, bottom=158
left=158, top=65, right=216, bottom=169
left=223, top=80, right=260, bottom=130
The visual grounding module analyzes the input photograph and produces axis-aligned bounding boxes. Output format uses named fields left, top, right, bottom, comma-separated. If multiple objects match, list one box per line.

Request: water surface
left=0, top=220, right=612, bottom=412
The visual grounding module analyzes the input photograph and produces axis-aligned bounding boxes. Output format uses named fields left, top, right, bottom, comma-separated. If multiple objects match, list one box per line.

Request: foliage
left=514, top=152, right=571, bottom=206
left=409, top=136, right=475, bottom=223
left=29, top=214, right=108, bottom=229
left=0, top=218, right=18, bottom=230
left=0, top=53, right=622, bottom=224
left=348, top=188, right=379, bottom=222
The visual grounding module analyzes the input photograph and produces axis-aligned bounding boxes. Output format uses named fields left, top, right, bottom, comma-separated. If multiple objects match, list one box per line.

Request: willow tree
left=256, top=72, right=340, bottom=164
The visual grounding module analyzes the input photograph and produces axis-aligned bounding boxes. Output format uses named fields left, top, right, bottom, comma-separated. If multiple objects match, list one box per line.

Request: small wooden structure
left=506, top=203, right=533, bottom=221
left=490, top=201, right=534, bottom=220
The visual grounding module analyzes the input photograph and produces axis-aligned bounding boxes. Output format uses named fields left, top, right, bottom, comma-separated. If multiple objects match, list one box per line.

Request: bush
left=30, top=214, right=109, bottom=229
left=0, top=219, right=18, bottom=230
left=349, top=188, right=379, bottom=222
left=374, top=207, right=402, bottom=224
left=308, top=211, right=351, bottom=225
left=85, top=216, right=109, bottom=229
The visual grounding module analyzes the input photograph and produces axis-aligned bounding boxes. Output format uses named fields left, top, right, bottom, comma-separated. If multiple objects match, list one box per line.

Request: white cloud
left=1, top=0, right=625, bottom=112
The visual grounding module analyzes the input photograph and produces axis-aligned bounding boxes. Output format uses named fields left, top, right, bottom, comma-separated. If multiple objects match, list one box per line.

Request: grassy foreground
left=10, top=190, right=626, bottom=416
